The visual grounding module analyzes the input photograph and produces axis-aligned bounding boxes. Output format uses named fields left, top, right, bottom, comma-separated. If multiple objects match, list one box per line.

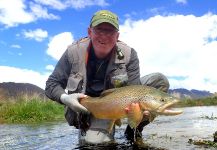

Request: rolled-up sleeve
left=126, top=48, right=141, bottom=85
left=45, top=50, right=72, bottom=103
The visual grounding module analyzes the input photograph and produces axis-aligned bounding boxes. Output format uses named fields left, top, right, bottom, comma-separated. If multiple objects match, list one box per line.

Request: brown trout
left=80, top=85, right=183, bottom=132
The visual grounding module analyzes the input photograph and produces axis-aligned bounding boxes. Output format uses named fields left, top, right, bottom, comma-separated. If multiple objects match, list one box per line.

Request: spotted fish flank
left=80, top=85, right=183, bottom=133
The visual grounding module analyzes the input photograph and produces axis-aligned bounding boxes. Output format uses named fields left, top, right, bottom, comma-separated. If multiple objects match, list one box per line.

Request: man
left=45, top=10, right=169, bottom=144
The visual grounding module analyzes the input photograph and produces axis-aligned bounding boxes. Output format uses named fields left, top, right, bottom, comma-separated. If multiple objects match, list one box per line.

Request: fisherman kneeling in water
left=45, top=10, right=170, bottom=144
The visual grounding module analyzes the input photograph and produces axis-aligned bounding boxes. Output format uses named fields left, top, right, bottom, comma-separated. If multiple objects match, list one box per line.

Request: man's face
left=88, top=23, right=119, bottom=59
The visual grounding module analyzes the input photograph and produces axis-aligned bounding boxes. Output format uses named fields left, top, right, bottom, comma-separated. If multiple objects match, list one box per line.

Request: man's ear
left=88, top=27, right=91, bottom=38
left=116, top=32, right=120, bottom=40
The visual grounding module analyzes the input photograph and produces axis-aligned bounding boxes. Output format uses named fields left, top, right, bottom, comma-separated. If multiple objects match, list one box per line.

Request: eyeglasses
left=92, top=27, right=118, bottom=36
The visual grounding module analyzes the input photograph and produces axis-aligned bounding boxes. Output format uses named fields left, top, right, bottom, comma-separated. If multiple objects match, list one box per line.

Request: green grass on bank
left=0, top=96, right=64, bottom=124
left=176, top=96, right=217, bottom=107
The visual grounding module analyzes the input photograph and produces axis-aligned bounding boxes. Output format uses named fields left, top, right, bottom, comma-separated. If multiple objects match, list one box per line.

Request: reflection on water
left=0, top=106, right=217, bottom=150
left=0, top=121, right=78, bottom=150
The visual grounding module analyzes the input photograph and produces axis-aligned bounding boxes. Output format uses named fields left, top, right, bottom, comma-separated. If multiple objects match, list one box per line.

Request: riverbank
left=176, top=96, right=217, bottom=107
left=0, top=96, right=64, bottom=124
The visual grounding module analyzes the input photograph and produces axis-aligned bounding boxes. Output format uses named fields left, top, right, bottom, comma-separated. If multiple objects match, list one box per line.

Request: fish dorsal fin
left=100, top=88, right=116, bottom=97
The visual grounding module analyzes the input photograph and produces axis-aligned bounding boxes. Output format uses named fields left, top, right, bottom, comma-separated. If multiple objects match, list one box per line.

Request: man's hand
left=143, top=110, right=150, bottom=119
left=60, top=93, right=89, bottom=113
left=143, top=110, right=155, bottom=122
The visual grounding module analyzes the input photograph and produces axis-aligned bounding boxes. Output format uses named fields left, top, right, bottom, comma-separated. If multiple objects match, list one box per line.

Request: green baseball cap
left=90, top=10, right=119, bottom=30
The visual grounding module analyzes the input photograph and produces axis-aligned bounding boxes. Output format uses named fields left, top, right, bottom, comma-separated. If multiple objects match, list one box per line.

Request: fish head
left=139, top=87, right=183, bottom=116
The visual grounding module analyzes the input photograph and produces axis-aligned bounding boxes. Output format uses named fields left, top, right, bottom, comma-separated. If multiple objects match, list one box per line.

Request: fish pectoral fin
left=114, top=119, right=122, bottom=127
left=126, top=103, right=143, bottom=129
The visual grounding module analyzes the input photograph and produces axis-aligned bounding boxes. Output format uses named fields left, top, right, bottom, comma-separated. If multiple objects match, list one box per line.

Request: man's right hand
left=60, top=93, right=89, bottom=113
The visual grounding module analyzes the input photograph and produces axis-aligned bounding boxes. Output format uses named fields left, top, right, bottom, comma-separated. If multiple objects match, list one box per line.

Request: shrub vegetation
left=0, top=95, right=64, bottom=124
left=176, top=96, right=217, bottom=107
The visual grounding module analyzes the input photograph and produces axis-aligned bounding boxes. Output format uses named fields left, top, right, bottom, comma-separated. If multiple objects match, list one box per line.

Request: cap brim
left=91, top=19, right=119, bottom=30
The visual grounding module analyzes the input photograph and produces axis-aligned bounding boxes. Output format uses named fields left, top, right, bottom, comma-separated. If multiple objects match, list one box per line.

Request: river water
left=0, top=106, right=217, bottom=150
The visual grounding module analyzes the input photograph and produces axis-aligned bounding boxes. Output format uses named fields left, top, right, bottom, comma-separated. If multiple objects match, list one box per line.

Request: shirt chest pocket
left=66, top=73, right=83, bottom=93
left=66, top=59, right=85, bottom=93
left=109, top=63, right=128, bottom=88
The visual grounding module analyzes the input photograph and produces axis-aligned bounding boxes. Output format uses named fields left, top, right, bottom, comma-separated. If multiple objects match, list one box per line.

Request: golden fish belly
left=81, top=99, right=128, bottom=119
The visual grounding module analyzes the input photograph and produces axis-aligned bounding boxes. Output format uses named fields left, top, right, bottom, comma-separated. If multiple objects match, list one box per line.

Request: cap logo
left=100, top=13, right=115, bottom=19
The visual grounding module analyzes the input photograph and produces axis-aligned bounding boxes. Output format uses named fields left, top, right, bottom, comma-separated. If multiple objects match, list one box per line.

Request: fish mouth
left=157, top=99, right=183, bottom=115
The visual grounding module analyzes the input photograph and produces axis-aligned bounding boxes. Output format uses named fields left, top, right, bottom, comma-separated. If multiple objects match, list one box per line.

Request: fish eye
left=160, top=98, right=165, bottom=102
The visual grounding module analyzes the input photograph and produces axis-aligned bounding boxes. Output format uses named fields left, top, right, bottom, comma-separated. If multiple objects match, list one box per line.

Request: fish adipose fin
left=125, top=103, right=143, bottom=129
